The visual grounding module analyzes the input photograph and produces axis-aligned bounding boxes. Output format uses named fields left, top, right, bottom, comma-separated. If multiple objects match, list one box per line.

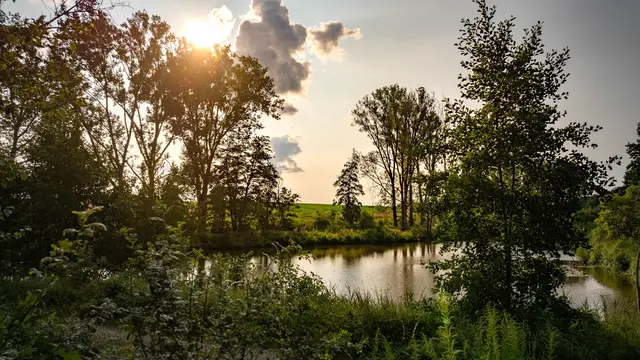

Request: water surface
left=250, top=243, right=634, bottom=309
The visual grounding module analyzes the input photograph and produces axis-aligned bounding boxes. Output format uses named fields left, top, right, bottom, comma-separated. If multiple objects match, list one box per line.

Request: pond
left=248, top=243, right=635, bottom=309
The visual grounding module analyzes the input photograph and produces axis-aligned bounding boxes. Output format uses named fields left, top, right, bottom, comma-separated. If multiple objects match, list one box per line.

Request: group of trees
left=349, top=86, right=446, bottom=231
left=340, top=0, right=623, bottom=314
left=0, top=1, right=299, bottom=271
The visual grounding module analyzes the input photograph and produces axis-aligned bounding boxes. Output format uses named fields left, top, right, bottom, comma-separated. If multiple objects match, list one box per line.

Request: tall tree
left=64, top=11, right=134, bottom=192
left=216, top=130, right=279, bottom=231
left=114, top=12, right=176, bottom=201
left=166, top=43, right=283, bottom=242
left=273, top=183, right=299, bottom=231
left=334, top=150, right=365, bottom=225
left=413, top=93, right=447, bottom=232
left=430, top=0, right=616, bottom=313
left=352, top=85, right=405, bottom=228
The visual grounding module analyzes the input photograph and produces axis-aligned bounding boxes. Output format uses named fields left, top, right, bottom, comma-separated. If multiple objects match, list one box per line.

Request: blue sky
left=10, top=0, right=640, bottom=204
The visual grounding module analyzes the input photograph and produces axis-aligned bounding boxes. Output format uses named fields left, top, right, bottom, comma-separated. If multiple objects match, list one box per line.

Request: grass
left=292, top=203, right=396, bottom=229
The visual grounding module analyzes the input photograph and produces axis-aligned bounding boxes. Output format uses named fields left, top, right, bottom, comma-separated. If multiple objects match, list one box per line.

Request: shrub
left=359, top=211, right=375, bottom=229
left=313, top=211, right=332, bottom=230
left=575, top=247, right=590, bottom=263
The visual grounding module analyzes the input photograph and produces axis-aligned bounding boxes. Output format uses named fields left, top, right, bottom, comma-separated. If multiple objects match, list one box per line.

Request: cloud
left=235, top=0, right=362, bottom=95
left=235, top=0, right=311, bottom=95
left=309, top=21, right=362, bottom=61
left=208, top=5, right=236, bottom=41
left=281, top=103, right=298, bottom=116
left=271, top=136, right=303, bottom=173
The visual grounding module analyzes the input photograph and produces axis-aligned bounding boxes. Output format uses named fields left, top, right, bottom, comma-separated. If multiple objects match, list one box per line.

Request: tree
left=63, top=10, right=135, bottom=193
left=430, top=0, right=616, bottom=313
left=624, top=122, right=640, bottom=186
left=401, top=88, right=444, bottom=228
left=352, top=85, right=404, bottom=228
left=333, top=150, right=365, bottom=225
left=592, top=186, right=640, bottom=311
left=215, top=131, right=279, bottom=231
left=273, top=183, right=299, bottom=231
left=20, top=108, right=108, bottom=264
left=114, top=12, right=177, bottom=201
left=165, top=43, right=283, bottom=242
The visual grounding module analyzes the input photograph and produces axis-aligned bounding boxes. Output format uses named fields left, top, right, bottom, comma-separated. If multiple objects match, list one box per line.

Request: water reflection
left=244, top=243, right=633, bottom=308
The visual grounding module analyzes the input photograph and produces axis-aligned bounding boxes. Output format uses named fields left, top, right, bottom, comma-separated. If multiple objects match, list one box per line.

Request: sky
left=8, top=0, right=640, bottom=204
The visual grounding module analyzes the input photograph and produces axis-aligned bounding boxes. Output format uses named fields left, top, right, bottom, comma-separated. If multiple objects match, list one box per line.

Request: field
left=292, top=203, right=395, bottom=229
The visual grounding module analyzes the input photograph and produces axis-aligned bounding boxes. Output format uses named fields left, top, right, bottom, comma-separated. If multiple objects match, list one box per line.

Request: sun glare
left=183, top=6, right=235, bottom=48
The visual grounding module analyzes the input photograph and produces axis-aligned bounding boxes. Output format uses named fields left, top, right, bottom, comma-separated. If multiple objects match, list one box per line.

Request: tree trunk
left=148, top=169, right=156, bottom=202
left=409, top=182, right=414, bottom=227
left=400, top=179, right=407, bottom=230
left=230, top=207, right=238, bottom=231
left=636, top=246, right=640, bottom=312
left=197, top=184, right=209, bottom=247
left=391, top=180, right=398, bottom=228
left=416, top=163, right=424, bottom=226
left=505, top=246, right=512, bottom=311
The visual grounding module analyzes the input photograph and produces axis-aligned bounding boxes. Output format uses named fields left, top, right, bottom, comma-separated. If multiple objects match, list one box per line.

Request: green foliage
left=574, top=247, right=590, bottom=263
left=2, top=214, right=640, bottom=359
left=313, top=211, right=333, bottom=230
left=204, top=227, right=416, bottom=250
left=41, top=206, right=108, bottom=282
left=431, top=0, right=616, bottom=314
left=359, top=211, right=376, bottom=230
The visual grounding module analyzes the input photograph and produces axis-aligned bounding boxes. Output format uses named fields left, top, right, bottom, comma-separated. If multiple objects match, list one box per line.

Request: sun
left=183, top=21, right=224, bottom=48
left=183, top=6, right=235, bottom=48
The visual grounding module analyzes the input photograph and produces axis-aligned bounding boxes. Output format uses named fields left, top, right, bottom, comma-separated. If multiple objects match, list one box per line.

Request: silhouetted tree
left=165, top=43, right=283, bottom=243
left=333, top=150, right=365, bottom=225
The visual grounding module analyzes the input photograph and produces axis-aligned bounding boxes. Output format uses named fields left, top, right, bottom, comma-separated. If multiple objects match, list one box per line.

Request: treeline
left=0, top=1, right=300, bottom=271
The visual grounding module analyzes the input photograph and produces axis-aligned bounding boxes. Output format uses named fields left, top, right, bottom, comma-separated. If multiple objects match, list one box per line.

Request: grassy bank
left=203, top=226, right=419, bottom=251
left=200, top=203, right=425, bottom=251
left=292, top=203, right=397, bottom=229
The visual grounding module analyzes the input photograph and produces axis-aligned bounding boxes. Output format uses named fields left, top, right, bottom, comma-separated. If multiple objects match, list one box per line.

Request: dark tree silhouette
left=333, top=150, right=365, bottom=225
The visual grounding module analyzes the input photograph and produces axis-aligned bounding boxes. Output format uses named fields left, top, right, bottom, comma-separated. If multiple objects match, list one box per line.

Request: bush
left=575, top=247, right=590, bottom=263
left=359, top=211, right=375, bottom=229
left=313, top=211, right=332, bottom=230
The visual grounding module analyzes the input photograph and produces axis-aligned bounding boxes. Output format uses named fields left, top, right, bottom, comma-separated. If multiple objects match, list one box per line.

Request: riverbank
left=202, top=227, right=421, bottom=251
left=3, top=243, right=640, bottom=359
